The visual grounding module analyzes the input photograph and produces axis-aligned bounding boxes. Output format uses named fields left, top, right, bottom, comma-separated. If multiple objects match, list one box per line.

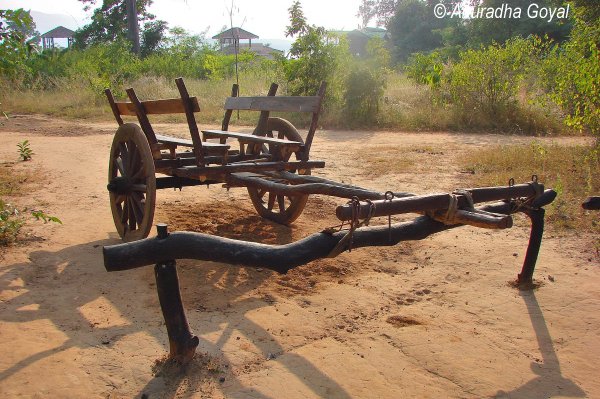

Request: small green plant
left=0, top=200, right=62, bottom=246
left=30, top=210, right=62, bottom=224
left=1, top=102, right=8, bottom=121
left=17, top=140, right=33, bottom=161
left=0, top=200, right=24, bottom=245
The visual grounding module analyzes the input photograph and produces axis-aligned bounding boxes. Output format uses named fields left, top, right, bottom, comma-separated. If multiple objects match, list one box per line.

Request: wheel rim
left=108, top=123, right=156, bottom=241
left=247, top=117, right=309, bottom=225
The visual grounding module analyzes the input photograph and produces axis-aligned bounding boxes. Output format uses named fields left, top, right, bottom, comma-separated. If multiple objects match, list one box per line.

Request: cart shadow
left=493, top=290, right=585, bottom=398
left=0, top=231, right=352, bottom=398
left=0, top=238, right=147, bottom=382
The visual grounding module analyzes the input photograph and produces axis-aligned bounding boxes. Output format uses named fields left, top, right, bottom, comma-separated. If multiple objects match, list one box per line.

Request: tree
left=546, top=1, right=600, bottom=137
left=284, top=1, right=347, bottom=97
left=467, top=0, right=571, bottom=47
left=74, top=0, right=167, bottom=56
left=0, top=8, right=38, bottom=79
left=357, top=0, right=398, bottom=27
left=387, top=0, right=460, bottom=62
left=140, top=19, right=167, bottom=57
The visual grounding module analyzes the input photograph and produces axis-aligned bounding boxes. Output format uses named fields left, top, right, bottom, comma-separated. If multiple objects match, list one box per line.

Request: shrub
left=405, top=52, right=443, bottom=88
left=0, top=200, right=24, bottom=245
left=343, top=65, right=386, bottom=125
left=444, top=38, right=533, bottom=118
left=544, top=20, right=599, bottom=138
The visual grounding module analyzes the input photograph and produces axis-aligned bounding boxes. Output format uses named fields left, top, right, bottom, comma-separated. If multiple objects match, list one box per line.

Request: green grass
left=462, top=142, right=599, bottom=234
left=0, top=72, right=578, bottom=134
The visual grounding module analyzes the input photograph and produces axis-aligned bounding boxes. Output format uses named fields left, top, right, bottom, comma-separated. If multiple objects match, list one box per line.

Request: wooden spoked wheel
left=108, top=123, right=156, bottom=241
left=247, top=117, right=310, bottom=225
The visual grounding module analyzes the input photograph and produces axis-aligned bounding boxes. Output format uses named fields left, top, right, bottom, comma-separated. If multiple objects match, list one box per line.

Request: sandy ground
left=0, top=114, right=598, bottom=399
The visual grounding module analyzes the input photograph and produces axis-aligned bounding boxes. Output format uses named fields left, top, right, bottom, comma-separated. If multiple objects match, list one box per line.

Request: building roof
left=362, top=27, right=387, bottom=39
left=41, top=26, right=75, bottom=39
left=212, top=27, right=259, bottom=40
left=220, top=42, right=283, bottom=58
left=330, top=27, right=388, bottom=40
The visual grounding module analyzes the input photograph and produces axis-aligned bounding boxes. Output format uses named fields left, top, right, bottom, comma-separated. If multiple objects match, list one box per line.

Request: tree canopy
left=74, top=0, right=167, bottom=56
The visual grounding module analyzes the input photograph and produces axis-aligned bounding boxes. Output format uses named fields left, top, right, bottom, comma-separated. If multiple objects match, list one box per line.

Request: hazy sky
left=3, top=0, right=365, bottom=39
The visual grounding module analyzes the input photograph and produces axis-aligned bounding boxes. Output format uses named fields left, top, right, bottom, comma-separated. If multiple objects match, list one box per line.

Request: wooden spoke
left=115, top=158, right=126, bottom=176
left=128, top=199, right=137, bottom=230
left=130, top=193, right=144, bottom=225
left=121, top=199, right=130, bottom=225
left=119, top=142, right=130, bottom=173
left=109, top=123, right=156, bottom=241
left=129, top=141, right=141, bottom=174
left=267, top=192, right=276, bottom=210
left=131, top=163, right=146, bottom=180
left=277, top=195, right=285, bottom=212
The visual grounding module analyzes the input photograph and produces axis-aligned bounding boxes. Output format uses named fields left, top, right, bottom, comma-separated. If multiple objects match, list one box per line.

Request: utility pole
left=125, top=0, right=140, bottom=55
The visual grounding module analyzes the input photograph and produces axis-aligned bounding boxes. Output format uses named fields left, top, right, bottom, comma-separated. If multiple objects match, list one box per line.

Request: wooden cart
left=105, top=78, right=327, bottom=241
left=103, top=79, right=559, bottom=363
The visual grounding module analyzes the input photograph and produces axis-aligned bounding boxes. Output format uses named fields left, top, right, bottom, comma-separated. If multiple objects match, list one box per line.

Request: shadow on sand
left=494, top=289, right=585, bottom=399
left=0, top=215, right=353, bottom=398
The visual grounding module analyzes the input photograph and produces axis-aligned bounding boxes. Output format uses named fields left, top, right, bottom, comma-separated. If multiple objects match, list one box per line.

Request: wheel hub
left=107, top=176, right=134, bottom=195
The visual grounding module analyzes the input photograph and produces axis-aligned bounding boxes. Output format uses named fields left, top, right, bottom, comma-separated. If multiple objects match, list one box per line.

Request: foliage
left=0, top=102, right=7, bottom=122
left=284, top=1, right=348, bottom=99
left=542, top=6, right=599, bottom=137
left=0, top=200, right=23, bottom=245
left=387, top=0, right=461, bottom=63
left=462, top=142, right=599, bottom=233
left=467, top=0, right=571, bottom=47
left=0, top=200, right=62, bottom=246
left=405, top=51, right=443, bottom=88
left=343, top=38, right=389, bottom=125
left=357, top=0, right=398, bottom=27
left=59, top=40, right=140, bottom=92
left=343, top=65, right=386, bottom=125
left=74, top=0, right=167, bottom=56
left=17, top=140, right=33, bottom=161
left=141, top=20, right=168, bottom=57
left=0, top=8, right=37, bottom=80
left=443, top=38, right=536, bottom=120
left=31, top=210, right=62, bottom=224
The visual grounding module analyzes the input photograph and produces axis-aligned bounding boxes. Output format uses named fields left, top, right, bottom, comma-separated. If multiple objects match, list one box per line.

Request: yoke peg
left=157, top=223, right=169, bottom=239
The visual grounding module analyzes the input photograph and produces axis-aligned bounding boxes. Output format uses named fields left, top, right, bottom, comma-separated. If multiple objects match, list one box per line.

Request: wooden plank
left=114, top=97, right=200, bottom=116
left=221, top=84, right=239, bottom=131
left=172, top=160, right=325, bottom=179
left=155, top=154, right=271, bottom=169
left=126, top=88, right=159, bottom=146
left=175, top=78, right=204, bottom=166
left=104, top=89, right=124, bottom=125
left=203, top=129, right=302, bottom=147
left=224, top=96, right=320, bottom=113
left=302, top=81, right=327, bottom=161
left=156, top=134, right=229, bottom=149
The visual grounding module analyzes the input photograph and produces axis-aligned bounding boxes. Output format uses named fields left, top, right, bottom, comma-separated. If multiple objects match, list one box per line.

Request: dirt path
left=0, top=115, right=598, bottom=398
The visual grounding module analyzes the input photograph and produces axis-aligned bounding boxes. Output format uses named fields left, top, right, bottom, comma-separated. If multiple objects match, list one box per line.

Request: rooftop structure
left=41, top=26, right=75, bottom=49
